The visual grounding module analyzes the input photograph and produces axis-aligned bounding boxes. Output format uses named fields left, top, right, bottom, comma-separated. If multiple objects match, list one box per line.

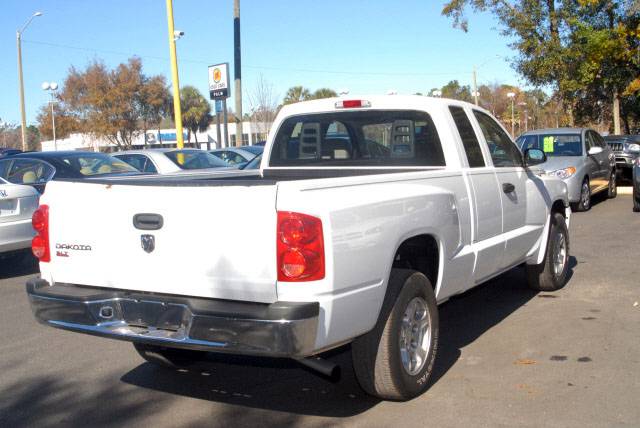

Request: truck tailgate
left=41, top=180, right=278, bottom=303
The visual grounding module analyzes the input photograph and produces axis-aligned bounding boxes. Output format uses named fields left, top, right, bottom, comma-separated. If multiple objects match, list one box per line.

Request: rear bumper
left=0, top=219, right=34, bottom=253
left=26, top=279, right=319, bottom=358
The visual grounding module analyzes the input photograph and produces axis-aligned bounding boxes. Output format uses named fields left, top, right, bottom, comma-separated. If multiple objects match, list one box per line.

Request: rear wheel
left=352, top=269, right=438, bottom=401
left=526, top=212, right=570, bottom=292
left=133, top=343, right=205, bottom=369
left=607, top=170, right=617, bottom=199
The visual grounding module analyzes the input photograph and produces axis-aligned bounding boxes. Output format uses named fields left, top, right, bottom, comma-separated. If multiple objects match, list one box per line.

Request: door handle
left=502, top=183, right=515, bottom=194
left=133, top=213, right=164, bottom=230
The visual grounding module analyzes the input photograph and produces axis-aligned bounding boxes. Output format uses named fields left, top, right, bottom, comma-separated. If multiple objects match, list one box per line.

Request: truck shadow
left=120, top=259, right=577, bottom=419
left=428, top=257, right=575, bottom=387
left=0, top=373, right=173, bottom=428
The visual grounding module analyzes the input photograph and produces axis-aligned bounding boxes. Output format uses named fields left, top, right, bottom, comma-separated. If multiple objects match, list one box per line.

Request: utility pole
left=165, top=0, right=184, bottom=149
left=472, top=66, right=479, bottom=106
left=507, top=92, right=516, bottom=138
left=233, top=0, right=243, bottom=147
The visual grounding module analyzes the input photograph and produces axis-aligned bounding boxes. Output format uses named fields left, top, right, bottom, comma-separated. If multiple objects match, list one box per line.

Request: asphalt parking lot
left=1, top=194, right=638, bottom=428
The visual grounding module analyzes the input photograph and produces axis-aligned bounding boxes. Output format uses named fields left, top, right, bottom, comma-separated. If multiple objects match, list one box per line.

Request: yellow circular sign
left=213, top=68, right=221, bottom=83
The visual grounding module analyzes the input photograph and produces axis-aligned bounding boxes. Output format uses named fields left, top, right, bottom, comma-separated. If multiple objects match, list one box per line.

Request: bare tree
left=247, top=75, right=279, bottom=141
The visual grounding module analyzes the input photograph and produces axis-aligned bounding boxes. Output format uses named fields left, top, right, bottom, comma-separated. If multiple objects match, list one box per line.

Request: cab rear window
left=269, top=110, right=445, bottom=167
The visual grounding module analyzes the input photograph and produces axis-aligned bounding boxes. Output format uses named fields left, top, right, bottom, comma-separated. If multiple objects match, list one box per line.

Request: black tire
left=133, top=343, right=205, bottom=369
left=573, top=178, right=591, bottom=212
left=607, top=170, right=617, bottom=199
left=526, top=212, right=570, bottom=292
left=352, top=269, right=439, bottom=401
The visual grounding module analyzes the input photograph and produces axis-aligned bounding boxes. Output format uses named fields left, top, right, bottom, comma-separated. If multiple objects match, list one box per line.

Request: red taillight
left=31, top=205, right=50, bottom=262
left=335, top=99, right=371, bottom=109
left=277, top=211, right=324, bottom=281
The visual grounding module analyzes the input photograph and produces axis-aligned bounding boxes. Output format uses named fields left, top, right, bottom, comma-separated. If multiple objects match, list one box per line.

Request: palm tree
left=283, top=86, right=311, bottom=104
left=310, top=88, right=337, bottom=99
left=180, top=86, right=212, bottom=143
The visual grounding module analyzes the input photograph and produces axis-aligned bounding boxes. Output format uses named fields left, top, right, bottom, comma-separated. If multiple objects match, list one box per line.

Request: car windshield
left=240, top=146, right=263, bottom=155
left=518, top=134, right=583, bottom=157
left=164, top=150, right=230, bottom=169
left=241, top=153, right=262, bottom=169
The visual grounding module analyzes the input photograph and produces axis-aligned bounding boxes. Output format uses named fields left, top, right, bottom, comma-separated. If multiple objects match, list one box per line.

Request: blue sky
left=0, top=0, right=523, bottom=126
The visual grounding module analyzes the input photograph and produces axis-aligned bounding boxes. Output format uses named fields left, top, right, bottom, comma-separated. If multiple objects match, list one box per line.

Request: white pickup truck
left=27, top=96, right=571, bottom=400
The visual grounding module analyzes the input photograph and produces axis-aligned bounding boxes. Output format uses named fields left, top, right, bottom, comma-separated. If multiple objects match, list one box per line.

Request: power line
left=22, top=39, right=472, bottom=77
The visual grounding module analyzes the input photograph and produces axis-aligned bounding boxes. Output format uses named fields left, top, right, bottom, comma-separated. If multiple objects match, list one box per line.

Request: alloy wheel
left=399, top=297, right=432, bottom=376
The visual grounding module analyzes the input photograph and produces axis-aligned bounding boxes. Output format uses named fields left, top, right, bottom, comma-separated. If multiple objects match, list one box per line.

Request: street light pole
left=42, top=82, right=58, bottom=150
left=472, top=66, right=479, bottom=106
left=51, top=94, right=56, bottom=149
left=16, top=11, right=43, bottom=151
left=165, top=0, right=184, bottom=149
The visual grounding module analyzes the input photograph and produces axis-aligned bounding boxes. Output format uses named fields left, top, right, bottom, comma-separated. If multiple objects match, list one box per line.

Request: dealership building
left=40, top=121, right=271, bottom=152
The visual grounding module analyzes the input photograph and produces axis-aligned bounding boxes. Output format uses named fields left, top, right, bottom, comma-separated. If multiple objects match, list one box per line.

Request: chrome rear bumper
left=26, top=279, right=319, bottom=357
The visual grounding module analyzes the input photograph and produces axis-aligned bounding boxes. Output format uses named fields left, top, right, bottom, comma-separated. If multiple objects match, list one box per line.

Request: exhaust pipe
left=296, top=357, right=340, bottom=380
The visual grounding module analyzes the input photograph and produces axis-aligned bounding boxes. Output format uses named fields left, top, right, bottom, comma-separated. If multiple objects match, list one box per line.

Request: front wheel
left=573, top=179, right=591, bottom=212
left=526, top=212, right=570, bottom=291
left=352, top=269, right=439, bottom=401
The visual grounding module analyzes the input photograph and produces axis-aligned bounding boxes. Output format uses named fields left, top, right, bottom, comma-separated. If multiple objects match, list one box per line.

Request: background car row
left=0, top=132, right=638, bottom=261
left=0, top=145, right=264, bottom=258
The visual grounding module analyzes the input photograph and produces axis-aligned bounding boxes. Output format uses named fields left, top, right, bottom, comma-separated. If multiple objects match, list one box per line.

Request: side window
left=449, top=106, right=485, bottom=167
left=593, top=132, right=606, bottom=148
left=116, top=155, right=143, bottom=171
left=142, top=157, right=157, bottom=173
left=585, top=132, right=596, bottom=152
left=1, top=159, right=55, bottom=184
left=473, top=110, right=522, bottom=167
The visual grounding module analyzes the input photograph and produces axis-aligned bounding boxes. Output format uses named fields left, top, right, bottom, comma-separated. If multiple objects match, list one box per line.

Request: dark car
left=7, top=151, right=139, bottom=181
left=603, top=135, right=640, bottom=180
left=0, top=157, right=56, bottom=194
left=0, top=148, right=22, bottom=158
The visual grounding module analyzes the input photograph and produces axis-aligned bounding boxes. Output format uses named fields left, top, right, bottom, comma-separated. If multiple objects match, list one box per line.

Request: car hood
left=538, top=156, right=582, bottom=172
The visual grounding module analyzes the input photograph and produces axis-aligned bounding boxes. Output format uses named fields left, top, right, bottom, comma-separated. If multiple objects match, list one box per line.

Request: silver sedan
left=209, top=146, right=263, bottom=166
left=113, top=148, right=234, bottom=175
left=518, top=128, right=616, bottom=211
left=0, top=176, right=40, bottom=255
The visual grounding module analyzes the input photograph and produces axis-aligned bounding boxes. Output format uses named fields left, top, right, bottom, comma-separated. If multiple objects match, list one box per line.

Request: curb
left=618, top=186, right=633, bottom=195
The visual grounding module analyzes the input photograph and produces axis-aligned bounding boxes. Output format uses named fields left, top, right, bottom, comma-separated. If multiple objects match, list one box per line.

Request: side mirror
left=588, top=146, right=603, bottom=155
left=524, top=148, right=547, bottom=166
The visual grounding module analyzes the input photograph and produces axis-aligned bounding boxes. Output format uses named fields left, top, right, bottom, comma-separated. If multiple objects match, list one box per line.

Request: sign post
left=215, top=100, right=223, bottom=149
left=208, top=63, right=230, bottom=148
